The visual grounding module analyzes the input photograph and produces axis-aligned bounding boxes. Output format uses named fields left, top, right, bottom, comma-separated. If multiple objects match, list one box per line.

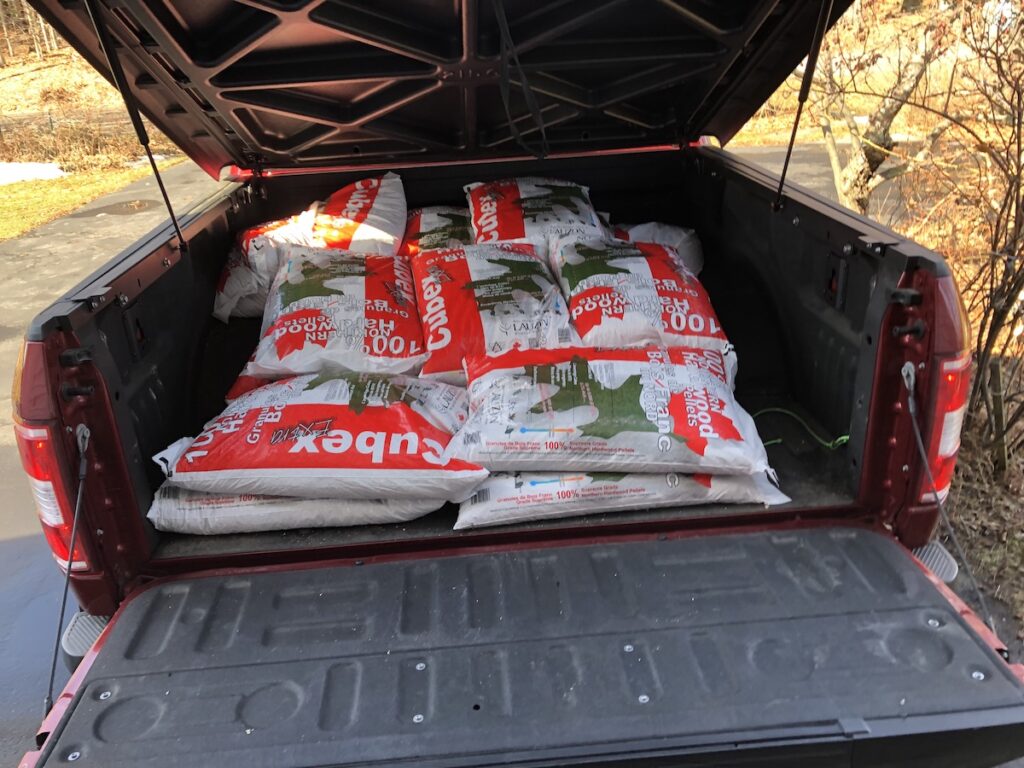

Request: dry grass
left=948, top=429, right=1024, bottom=635
left=0, top=46, right=183, bottom=239
left=0, top=119, right=178, bottom=172
left=0, top=49, right=124, bottom=116
left=0, top=157, right=183, bottom=242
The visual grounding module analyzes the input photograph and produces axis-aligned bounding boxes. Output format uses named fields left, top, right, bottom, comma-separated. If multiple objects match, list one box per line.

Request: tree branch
left=819, top=116, right=847, bottom=200
left=866, top=118, right=952, bottom=192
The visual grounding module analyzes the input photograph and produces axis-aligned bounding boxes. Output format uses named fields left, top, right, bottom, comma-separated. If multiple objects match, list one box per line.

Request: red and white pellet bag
left=148, top=484, right=443, bottom=535
left=399, top=206, right=473, bottom=258
left=447, top=346, right=767, bottom=475
left=225, top=353, right=265, bottom=402
left=553, top=239, right=729, bottom=351
left=411, top=243, right=579, bottom=385
left=248, top=246, right=425, bottom=377
left=465, top=177, right=606, bottom=258
left=213, top=206, right=320, bottom=322
left=455, top=471, right=789, bottom=529
left=212, top=173, right=406, bottom=321
left=154, top=373, right=487, bottom=500
left=310, top=172, right=406, bottom=254
left=611, top=221, right=704, bottom=275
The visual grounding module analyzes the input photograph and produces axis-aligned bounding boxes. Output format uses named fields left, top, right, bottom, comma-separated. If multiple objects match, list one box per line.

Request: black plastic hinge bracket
left=59, top=348, right=93, bottom=367
left=892, top=319, right=926, bottom=339
left=61, top=383, right=96, bottom=400
left=891, top=288, right=922, bottom=306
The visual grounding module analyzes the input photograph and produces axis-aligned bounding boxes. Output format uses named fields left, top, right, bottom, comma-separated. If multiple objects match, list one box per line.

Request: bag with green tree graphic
left=410, top=243, right=579, bottom=384
left=465, top=177, right=607, bottom=259
left=399, top=206, right=473, bottom=257
left=247, top=245, right=426, bottom=378
left=553, top=239, right=729, bottom=351
left=447, top=346, right=769, bottom=475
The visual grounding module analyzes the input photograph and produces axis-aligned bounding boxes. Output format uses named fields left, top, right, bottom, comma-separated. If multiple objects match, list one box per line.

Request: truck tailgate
left=33, top=528, right=1024, bottom=768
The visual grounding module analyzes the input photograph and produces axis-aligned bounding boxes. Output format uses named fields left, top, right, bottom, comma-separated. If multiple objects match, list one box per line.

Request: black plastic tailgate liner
left=39, top=528, right=1024, bottom=767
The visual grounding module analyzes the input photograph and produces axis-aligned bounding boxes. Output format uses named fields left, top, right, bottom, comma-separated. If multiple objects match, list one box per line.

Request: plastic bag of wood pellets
left=213, top=206, right=320, bottom=322
left=410, top=243, right=579, bottom=384
left=312, top=171, right=407, bottom=254
left=148, top=484, right=444, bottom=535
left=553, top=239, right=729, bottom=351
left=611, top=221, right=704, bottom=275
left=455, top=471, right=789, bottom=529
left=213, top=173, right=406, bottom=321
left=447, top=346, right=767, bottom=475
left=247, top=246, right=426, bottom=377
left=154, top=372, right=487, bottom=500
left=465, top=177, right=607, bottom=257
left=399, top=206, right=473, bottom=258
left=225, top=354, right=265, bottom=402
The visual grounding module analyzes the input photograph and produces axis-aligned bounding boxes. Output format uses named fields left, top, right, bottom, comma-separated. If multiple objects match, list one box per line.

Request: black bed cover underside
left=31, top=0, right=852, bottom=176
left=38, top=527, right=1024, bottom=768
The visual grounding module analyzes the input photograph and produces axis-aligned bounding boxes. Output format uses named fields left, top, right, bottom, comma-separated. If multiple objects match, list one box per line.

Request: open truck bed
left=18, top=142, right=1004, bottom=765
left=33, top=528, right=1024, bottom=767
left=50, top=149, right=874, bottom=580
left=16, top=0, right=1016, bottom=762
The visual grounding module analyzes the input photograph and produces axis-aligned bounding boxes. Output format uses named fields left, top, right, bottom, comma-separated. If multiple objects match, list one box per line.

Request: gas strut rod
left=773, top=0, right=836, bottom=211
left=83, top=0, right=187, bottom=250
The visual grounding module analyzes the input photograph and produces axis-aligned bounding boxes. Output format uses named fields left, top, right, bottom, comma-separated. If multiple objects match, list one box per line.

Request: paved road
left=0, top=162, right=221, bottom=764
left=0, top=149, right=1020, bottom=767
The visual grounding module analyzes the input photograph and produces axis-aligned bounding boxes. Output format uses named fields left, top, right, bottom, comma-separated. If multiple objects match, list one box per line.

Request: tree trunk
left=37, top=11, right=49, bottom=53
left=22, top=1, right=42, bottom=59
left=836, top=31, right=935, bottom=214
left=0, top=1, right=13, bottom=60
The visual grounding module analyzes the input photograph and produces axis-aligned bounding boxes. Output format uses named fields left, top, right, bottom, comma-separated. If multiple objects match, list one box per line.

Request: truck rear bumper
left=25, top=526, right=1024, bottom=767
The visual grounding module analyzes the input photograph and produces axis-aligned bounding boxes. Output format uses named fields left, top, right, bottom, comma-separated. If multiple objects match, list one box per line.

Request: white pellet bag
left=612, top=221, right=704, bottom=275
left=400, top=206, right=473, bottom=257
left=212, top=172, right=406, bottom=320
left=148, top=484, right=443, bottom=535
left=455, top=471, right=789, bottom=529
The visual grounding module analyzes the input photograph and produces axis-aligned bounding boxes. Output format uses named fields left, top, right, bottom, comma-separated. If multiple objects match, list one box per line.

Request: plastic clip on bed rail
left=773, top=0, right=836, bottom=211
left=82, top=0, right=187, bottom=253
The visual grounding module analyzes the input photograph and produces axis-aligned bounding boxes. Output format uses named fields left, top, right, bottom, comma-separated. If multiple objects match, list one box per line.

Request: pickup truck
left=13, top=0, right=1024, bottom=766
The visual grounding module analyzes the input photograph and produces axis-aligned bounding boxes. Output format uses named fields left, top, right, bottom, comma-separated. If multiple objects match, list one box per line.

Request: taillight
left=14, top=422, right=89, bottom=571
left=12, top=338, right=90, bottom=573
left=918, top=352, right=971, bottom=503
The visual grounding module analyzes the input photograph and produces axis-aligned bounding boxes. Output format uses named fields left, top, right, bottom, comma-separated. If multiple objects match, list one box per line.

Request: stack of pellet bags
left=150, top=173, right=789, bottom=535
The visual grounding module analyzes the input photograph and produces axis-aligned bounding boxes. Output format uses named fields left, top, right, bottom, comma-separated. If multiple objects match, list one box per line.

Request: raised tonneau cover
left=35, top=527, right=1024, bottom=767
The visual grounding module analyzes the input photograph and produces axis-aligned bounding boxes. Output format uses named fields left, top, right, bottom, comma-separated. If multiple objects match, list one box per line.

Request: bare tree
left=886, top=2, right=1024, bottom=463
left=0, top=1, right=12, bottom=66
left=812, top=1, right=952, bottom=214
left=0, top=0, right=61, bottom=61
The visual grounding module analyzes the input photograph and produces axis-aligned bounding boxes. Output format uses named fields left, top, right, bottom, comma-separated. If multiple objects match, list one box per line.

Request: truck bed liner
left=39, top=528, right=1024, bottom=767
